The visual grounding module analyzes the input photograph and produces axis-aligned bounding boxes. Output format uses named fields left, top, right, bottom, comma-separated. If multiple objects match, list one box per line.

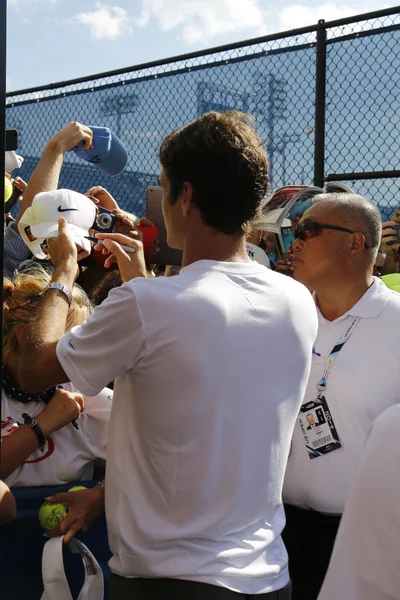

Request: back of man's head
left=159, top=111, right=269, bottom=235
left=313, top=192, right=382, bottom=261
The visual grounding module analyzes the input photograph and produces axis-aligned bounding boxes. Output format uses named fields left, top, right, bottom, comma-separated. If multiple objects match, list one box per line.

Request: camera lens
left=96, top=212, right=113, bottom=230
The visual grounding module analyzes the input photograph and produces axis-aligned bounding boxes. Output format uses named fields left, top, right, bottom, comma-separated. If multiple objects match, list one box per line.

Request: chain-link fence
left=5, top=7, right=400, bottom=219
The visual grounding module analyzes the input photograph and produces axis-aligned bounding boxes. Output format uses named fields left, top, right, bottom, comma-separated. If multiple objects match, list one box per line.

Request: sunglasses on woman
left=294, top=221, right=369, bottom=249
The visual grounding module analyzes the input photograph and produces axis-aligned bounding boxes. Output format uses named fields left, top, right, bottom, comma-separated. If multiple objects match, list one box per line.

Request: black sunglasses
left=294, top=221, right=369, bottom=249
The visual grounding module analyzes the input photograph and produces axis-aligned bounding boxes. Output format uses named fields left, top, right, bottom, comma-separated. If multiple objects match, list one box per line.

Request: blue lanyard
left=316, top=316, right=360, bottom=397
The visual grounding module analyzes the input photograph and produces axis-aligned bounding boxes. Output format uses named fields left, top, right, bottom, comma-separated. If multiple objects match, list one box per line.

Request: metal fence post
left=314, top=19, right=327, bottom=188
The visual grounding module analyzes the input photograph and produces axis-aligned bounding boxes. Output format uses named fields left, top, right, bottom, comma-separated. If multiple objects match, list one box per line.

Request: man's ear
left=351, top=232, right=368, bottom=256
left=180, top=182, right=193, bottom=217
left=14, top=323, right=27, bottom=345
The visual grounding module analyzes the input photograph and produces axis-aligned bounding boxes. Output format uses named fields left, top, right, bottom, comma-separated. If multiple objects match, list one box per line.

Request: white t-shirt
left=57, top=259, right=317, bottom=594
left=284, top=277, right=400, bottom=514
left=1, top=382, right=112, bottom=488
left=318, top=404, right=400, bottom=600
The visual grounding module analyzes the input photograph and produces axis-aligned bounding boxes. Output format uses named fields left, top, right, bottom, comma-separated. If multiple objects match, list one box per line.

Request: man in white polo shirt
left=282, top=193, right=400, bottom=600
left=19, top=111, right=317, bottom=600
left=318, top=403, right=400, bottom=600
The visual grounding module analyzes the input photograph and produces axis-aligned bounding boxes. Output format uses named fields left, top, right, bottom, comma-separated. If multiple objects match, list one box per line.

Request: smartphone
left=6, top=129, right=18, bottom=152
left=145, top=186, right=183, bottom=266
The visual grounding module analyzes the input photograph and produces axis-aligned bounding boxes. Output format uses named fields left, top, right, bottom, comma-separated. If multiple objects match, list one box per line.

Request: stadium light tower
left=101, top=92, right=139, bottom=137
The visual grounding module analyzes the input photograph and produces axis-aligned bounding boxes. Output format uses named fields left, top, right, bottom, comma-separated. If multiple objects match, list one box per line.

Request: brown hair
left=3, top=264, right=93, bottom=361
left=159, top=110, right=269, bottom=235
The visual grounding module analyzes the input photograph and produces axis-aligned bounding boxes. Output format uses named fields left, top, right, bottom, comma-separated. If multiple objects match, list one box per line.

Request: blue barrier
left=1, top=481, right=111, bottom=600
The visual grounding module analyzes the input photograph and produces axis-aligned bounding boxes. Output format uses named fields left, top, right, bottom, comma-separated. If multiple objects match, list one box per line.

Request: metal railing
left=6, top=6, right=400, bottom=220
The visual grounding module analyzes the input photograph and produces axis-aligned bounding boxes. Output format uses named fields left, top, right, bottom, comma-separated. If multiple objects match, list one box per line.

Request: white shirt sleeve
left=318, top=405, right=400, bottom=600
left=79, top=388, right=113, bottom=461
left=56, top=282, right=148, bottom=396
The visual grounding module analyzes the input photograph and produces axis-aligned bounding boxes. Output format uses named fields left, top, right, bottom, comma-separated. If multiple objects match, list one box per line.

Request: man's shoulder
left=377, top=287, right=400, bottom=324
left=385, top=288, right=400, bottom=309
left=268, top=270, right=316, bottom=309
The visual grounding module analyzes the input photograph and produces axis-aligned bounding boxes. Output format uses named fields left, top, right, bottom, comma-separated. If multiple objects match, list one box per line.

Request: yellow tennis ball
left=4, top=177, right=12, bottom=203
left=38, top=501, right=68, bottom=530
left=68, top=485, right=87, bottom=492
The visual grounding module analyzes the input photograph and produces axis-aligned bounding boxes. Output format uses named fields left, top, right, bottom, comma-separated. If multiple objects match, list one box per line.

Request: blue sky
left=6, top=0, right=399, bottom=92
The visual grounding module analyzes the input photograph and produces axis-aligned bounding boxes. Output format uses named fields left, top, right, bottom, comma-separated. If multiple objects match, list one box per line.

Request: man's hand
left=275, top=252, right=294, bottom=276
left=392, top=205, right=400, bottom=225
left=35, top=389, right=84, bottom=438
left=47, top=218, right=89, bottom=275
left=381, top=221, right=400, bottom=254
left=44, top=485, right=105, bottom=544
left=85, top=186, right=119, bottom=212
left=48, top=122, right=93, bottom=154
left=94, top=232, right=147, bottom=282
left=12, top=176, right=27, bottom=195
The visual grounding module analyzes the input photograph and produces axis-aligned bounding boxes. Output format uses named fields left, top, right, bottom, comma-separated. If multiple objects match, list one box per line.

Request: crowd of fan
left=1, top=113, right=400, bottom=600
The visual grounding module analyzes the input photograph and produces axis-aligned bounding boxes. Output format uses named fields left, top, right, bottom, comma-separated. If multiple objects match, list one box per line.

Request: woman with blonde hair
left=1, top=264, right=112, bottom=498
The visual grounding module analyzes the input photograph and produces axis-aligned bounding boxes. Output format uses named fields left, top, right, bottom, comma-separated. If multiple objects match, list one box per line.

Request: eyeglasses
left=294, top=221, right=369, bottom=249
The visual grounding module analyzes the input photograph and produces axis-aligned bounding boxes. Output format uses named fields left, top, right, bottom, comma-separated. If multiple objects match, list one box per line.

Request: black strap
left=21, top=412, right=46, bottom=452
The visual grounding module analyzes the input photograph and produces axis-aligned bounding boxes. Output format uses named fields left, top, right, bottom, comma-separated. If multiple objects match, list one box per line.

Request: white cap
left=246, top=242, right=270, bottom=268
left=5, top=151, right=24, bottom=173
left=324, top=181, right=354, bottom=194
left=18, top=189, right=96, bottom=259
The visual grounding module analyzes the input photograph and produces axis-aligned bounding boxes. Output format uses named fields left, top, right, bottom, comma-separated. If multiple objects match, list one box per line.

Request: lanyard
left=316, top=316, right=360, bottom=397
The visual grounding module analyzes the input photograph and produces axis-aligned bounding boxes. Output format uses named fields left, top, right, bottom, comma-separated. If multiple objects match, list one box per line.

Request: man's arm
left=13, top=122, right=93, bottom=231
left=18, top=220, right=79, bottom=392
left=19, top=221, right=149, bottom=395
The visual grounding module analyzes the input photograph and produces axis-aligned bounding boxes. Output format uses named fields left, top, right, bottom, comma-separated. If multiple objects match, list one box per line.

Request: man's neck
left=315, top=273, right=374, bottom=322
left=182, top=219, right=251, bottom=267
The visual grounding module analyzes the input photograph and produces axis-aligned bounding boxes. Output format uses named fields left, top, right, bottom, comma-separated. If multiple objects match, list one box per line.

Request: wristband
left=22, top=412, right=46, bottom=452
left=45, top=282, right=73, bottom=307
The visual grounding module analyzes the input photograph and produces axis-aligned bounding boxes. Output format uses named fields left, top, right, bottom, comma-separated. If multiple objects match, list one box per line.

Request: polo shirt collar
left=315, top=276, right=391, bottom=322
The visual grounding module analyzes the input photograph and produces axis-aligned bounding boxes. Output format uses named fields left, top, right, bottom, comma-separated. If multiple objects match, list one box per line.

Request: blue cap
left=72, top=126, right=128, bottom=176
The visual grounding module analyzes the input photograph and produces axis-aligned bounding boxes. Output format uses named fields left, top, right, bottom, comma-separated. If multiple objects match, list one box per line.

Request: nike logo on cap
left=58, top=206, right=79, bottom=213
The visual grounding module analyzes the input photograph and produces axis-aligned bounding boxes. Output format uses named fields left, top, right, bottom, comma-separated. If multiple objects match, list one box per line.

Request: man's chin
left=292, top=263, right=307, bottom=283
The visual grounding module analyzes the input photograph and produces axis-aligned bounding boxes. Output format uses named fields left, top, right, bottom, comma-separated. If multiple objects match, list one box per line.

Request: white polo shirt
left=318, top=404, right=400, bottom=600
left=284, top=277, right=400, bottom=514
left=1, top=382, right=112, bottom=488
left=57, top=260, right=317, bottom=594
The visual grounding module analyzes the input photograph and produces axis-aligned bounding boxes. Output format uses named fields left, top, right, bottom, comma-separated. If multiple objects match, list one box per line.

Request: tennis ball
left=4, top=177, right=12, bottom=203
left=68, top=485, right=87, bottom=492
left=38, top=501, right=68, bottom=530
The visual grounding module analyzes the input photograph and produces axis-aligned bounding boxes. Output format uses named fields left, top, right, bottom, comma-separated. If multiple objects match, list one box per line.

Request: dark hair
left=159, top=110, right=269, bottom=235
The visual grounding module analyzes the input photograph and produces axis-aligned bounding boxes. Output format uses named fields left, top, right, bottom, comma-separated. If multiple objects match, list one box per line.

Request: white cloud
left=277, top=2, right=377, bottom=30
left=74, top=3, right=131, bottom=41
left=135, top=0, right=267, bottom=44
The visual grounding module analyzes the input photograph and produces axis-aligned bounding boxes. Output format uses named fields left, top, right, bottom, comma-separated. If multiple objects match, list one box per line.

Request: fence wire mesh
left=5, top=8, right=400, bottom=219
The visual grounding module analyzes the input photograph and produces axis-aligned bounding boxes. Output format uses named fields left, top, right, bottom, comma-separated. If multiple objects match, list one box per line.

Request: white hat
left=246, top=242, right=270, bottom=268
left=5, top=151, right=24, bottom=173
left=324, top=181, right=354, bottom=194
left=18, top=189, right=96, bottom=259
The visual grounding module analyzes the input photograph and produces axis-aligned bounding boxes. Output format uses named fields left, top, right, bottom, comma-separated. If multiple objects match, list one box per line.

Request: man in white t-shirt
left=19, top=110, right=317, bottom=600
left=282, top=192, right=400, bottom=600
left=318, top=403, right=400, bottom=600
